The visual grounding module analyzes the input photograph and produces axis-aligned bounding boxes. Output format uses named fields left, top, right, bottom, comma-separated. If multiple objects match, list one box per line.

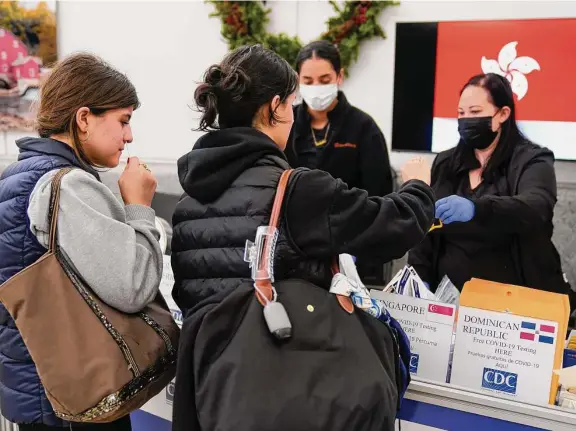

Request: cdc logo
left=409, top=353, right=419, bottom=374
left=481, top=368, right=517, bottom=395
left=166, top=379, right=176, bottom=405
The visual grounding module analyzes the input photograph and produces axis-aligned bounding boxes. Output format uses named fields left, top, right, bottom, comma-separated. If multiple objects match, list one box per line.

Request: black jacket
left=286, top=92, right=393, bottom=197
left=286, top=92, right=395, bottom=284
left=171, top=127, right=434, bottom=315
left=408, top=141, right=573, bottom=301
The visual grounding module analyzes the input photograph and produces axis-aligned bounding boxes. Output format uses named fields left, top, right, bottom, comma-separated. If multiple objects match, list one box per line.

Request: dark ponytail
left=195, top=66, right=225, bottom=131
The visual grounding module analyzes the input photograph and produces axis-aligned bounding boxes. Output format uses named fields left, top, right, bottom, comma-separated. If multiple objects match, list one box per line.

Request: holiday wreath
left=207, top=1, right=398, bottom=75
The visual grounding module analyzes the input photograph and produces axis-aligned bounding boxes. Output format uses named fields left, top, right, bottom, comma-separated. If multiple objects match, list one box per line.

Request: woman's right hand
left=400, top=157, right=431, bottom=186
left=118, top=156, right=157, bottom=206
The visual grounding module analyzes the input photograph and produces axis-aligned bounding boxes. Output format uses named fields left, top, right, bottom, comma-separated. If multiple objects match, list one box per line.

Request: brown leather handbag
left=0, top=168, right=179, bottom=423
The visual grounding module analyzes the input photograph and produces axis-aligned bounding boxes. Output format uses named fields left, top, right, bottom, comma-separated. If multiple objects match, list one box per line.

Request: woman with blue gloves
left=408, top=73, right=572, bottom=303
left=434, top=195, right=475, bottom=225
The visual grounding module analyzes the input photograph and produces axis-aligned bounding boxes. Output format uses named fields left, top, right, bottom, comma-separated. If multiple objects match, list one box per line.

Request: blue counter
left=131, top=379, right=576, bottom=431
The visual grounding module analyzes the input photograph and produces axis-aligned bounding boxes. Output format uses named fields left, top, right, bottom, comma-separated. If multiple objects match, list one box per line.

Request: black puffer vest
left=171, top=128, right=332, bottom=315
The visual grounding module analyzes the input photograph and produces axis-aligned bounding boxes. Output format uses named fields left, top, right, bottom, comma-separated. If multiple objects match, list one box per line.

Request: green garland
left=208, top=1, right=398, bottom=75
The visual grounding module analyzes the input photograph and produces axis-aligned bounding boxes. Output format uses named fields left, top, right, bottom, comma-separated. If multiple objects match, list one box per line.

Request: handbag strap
left=48, top=167, right=75, bottom=252
left=254, top=169, right=293, bottom=306
left=254, top=169, right=354, bottom=313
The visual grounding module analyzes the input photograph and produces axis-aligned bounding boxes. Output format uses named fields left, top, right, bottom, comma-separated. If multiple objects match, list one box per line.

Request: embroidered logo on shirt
left=334, top=142, right=357, bottom=149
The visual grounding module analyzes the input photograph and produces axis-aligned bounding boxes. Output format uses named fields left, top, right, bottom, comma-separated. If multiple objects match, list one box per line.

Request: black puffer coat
left=171, top=127, right=435, bottom=316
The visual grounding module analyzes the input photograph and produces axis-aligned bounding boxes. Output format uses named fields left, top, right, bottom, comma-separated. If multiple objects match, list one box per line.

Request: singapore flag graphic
left=432, top=19, right=576, bottom=160
left=426, top=302, right=456, bottom=325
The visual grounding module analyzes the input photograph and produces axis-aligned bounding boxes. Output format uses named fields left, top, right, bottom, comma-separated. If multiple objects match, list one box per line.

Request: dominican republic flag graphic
left=519, top=321, right=556, bottom=345
left=391, top=19, right=576, bottom=160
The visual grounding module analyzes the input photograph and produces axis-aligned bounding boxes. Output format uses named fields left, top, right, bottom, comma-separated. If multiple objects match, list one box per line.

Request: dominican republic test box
left=450, top=279, right=568, bottom=405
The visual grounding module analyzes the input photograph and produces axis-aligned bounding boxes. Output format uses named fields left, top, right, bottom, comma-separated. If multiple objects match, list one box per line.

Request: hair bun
left=205, top=65, right=224, bottom=86
left=200, top=65, right=250, bottom=102
left=194, top=45, right=298, bottom=132
left=194, top=83, right=216, bottom=107
left=221, top=68, right=251, bottom=101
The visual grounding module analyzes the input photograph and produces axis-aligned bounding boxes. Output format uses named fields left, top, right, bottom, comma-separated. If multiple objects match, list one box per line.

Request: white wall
left=3, top=0, right=576, bottom=183
left=57, top=0, right=313, bottom=163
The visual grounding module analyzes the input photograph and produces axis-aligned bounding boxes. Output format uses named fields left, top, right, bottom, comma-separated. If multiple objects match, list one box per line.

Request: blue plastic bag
left=351, top=295, right=411, bottom=403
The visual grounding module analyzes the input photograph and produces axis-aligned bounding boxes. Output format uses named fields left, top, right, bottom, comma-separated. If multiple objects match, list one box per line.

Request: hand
left=118, top=157, right=157, bottom=207
left=435, top=195, right=475, bottom=224
left=400, top=157, right=431, bottom=185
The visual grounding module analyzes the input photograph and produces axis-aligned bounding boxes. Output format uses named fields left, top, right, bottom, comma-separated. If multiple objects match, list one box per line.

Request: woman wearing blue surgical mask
left=408, top=73, right=574, bottom=309
left=286, top=40, right=394, bottom=286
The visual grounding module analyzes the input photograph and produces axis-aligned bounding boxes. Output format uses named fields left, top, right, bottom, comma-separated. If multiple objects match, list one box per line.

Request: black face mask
left=458, top=116, right=498, bottom=150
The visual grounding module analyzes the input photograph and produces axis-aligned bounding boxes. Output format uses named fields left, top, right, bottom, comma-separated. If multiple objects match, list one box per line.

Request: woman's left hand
left=435, top=195, right=475, bottom=224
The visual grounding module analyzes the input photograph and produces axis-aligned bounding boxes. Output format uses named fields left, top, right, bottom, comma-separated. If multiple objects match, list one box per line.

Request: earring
left=81, top=131, right=90, bottom=143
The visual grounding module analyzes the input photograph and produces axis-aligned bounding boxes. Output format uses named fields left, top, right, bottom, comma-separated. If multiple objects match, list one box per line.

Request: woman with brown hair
left=0, top=53, right=162, bottom=430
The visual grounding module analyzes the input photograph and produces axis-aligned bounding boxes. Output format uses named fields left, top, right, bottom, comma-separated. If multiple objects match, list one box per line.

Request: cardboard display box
left=450, top=278, right=569, bottom=405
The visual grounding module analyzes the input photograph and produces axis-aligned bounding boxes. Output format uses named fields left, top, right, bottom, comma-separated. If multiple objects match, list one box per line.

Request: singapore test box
left=450, top=278, right=569, bottom=406
left=370, top=290, right=456, bottom=383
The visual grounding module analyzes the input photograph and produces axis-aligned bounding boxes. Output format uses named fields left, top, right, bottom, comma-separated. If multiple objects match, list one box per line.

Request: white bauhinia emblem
left=480, top=41, right=540, bottom=101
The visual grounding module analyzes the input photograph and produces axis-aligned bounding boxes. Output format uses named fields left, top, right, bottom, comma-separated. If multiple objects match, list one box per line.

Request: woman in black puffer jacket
left=171, top=44, right=434, bottom=430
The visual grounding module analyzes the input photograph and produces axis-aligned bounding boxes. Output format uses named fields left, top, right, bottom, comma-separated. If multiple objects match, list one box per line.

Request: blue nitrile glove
left=435, top=195, right=475, bottom=224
